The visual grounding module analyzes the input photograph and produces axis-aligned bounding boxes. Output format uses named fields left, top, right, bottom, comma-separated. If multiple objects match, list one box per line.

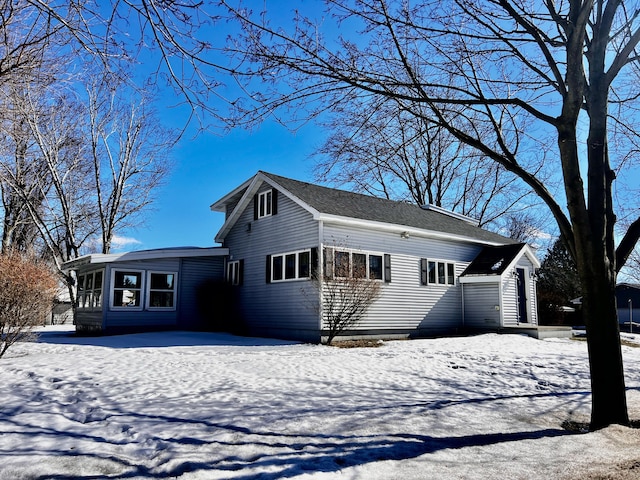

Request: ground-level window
left=268, top=249, right=311, bottom=282
left=147, top=272, right=177, bottom=309
left=421, top=259, right=456, bottom=286
left=226, top=260, right=243, bottom=286
left=77, top=269, right=104, bottom=310
left=111, top=270, right=143, bottom=309
left=327, top=248, right=389, bottom=282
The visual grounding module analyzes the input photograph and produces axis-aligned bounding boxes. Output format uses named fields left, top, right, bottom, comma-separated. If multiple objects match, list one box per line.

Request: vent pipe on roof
left=421, top=204, right=480, bottom=226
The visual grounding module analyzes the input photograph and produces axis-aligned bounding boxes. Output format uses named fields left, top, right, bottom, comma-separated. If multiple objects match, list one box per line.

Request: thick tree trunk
left=579, top=257, right=629, bottom=430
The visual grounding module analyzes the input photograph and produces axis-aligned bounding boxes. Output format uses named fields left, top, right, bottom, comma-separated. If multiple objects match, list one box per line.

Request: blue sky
left=121, top=120, right=320, bottom=251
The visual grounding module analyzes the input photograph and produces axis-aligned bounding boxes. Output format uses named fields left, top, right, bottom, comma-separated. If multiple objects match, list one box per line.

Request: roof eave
left=315, top=213, right=508, bottom=246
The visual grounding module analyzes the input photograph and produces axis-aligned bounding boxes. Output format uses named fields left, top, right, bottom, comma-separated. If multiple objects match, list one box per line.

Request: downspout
left=318, top=220, right=324, bottom=342
left=461, top=282, right=465, bottom=331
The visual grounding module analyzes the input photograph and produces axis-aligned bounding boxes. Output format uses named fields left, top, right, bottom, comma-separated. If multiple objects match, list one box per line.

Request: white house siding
left=462, top=283, right=501, bottom=329
left=321, top=223, right=483, bottom=336
left=225, top=186, right=321, bottom=342
left=501, top=275, right=519, bottom=326
left=104, top=258, right=181, bottom=328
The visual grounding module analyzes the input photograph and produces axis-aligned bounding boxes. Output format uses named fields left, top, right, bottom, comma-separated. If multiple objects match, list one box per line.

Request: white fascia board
left=63, top=247, right=229, bottom=271
left=459, top=275, right=503, bottom=284
left=214, top=175, right=264, bottom=242
left=215, top=173, right=320, bottom=243
left=315, top=213, right=507, bottom=247
left=209, top=177, right=253, bottom=212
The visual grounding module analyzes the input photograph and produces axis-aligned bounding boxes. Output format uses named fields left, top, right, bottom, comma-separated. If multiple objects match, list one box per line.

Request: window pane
left=353, top=253, right=367, bottom=278
left=298, top=251, right=310, bottom=278
left=151, top=273, right=174, bottom=290
left=77, top=275, right=85, bottom=292
left=86, top=273, right=94, bottom=290
left=285, top=253, right=296, bottom=279
left=369, top=255, right=383, bottom=280
left=428, top=261, right=436, bottom=284
left=115, top=271, right=141, bottom=288
left=447, top=263, right=455, bottom=285
left=265, top=190, right=272, bottom=216
left=150, top=291, right=174, bottom=308
left=335, top=251, right=350, bottom=277
left=94, top=271, right=103, bottom=289
left=438, top=262, right=446, bottom=284
left=272, top=255, right=283, bottom=281
left=94, top=290, right=102, bottom=308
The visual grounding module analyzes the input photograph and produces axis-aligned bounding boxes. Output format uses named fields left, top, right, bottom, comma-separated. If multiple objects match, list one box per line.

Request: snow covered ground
left=1, top=326, right=639, bottom=480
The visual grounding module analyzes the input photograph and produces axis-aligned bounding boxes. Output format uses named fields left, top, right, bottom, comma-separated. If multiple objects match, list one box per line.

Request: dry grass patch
left=330, top=339, right=385, bottom=348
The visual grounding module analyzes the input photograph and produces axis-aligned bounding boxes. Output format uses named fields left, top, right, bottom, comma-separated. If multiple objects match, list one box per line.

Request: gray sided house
left=616, top=283, right=640, bottom=331
left=63, top=247, right=228, bottom=334
left=210, top=171, right=543, bottom=343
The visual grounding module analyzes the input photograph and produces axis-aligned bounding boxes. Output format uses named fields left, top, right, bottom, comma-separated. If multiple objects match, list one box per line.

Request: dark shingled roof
left=460, top=243, right=527, bottom=276
left=262, top=172, right=515, bottom=245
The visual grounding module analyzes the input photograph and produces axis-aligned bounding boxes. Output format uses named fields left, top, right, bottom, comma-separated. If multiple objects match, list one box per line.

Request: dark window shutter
left=265, top=255, right=271, bottom=283
left=238, top=259, right=244, bottom=286
left=271, top=189, right=278, bottom=215
left=384, top=254, right=392, bottom=283
left=311, top=247, right=319, bottom=278
left=253, top=194, right=259, bottom=220
left=323, top=247, right=334, bottom=280
left=420, top=258, right=428, bottom=285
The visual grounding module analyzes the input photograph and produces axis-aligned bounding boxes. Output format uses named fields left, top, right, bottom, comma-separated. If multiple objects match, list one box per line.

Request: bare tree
left=219, top=0, right=640, bottom=429
left=315, top=91, right=535, bottom=229
left=85, top=76, right=174, bottom=254
left=0, top=251, right=57, bottom=359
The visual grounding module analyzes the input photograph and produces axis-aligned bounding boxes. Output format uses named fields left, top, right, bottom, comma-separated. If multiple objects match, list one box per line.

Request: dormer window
left=254, top=189, right=278, bottom=220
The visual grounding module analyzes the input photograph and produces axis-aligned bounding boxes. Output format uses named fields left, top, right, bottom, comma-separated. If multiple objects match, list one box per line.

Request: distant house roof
left=211, top=171, right=516, bottom=246
left=62, top=246, right=229, bottom=271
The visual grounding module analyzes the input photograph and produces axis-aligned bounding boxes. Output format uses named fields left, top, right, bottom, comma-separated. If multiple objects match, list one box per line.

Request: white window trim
left=271, top=249, right=312, bottom=282
left=77, top=269, right=105, bottom=311
left=146, top=271, right=178, bottom=310
left=426, top=259, right=456, bottom=286
left=333, top=249, right=385, bottom=281
left=257, top=189, right=273, bottom=219
left=110, top=269, right=145, bottom=311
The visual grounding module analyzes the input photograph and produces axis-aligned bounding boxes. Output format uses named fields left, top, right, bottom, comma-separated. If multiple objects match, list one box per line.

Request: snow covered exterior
left=63, top=247, right=228, bottom=333
left=210, top=171, right=540, bottom=342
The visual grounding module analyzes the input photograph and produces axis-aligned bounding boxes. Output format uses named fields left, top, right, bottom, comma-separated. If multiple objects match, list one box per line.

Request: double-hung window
left=422, top=259, right=456, bottom=286
left=268, top=249, right=311, bottom=282
left=77, top=270, right=104, bottom=310
left=257, top=190, right=272, bottom=218
left=227, top=260, right=243, bottom=286
left=111, top=270, right=143, bottom=309
left=147, top=272, right=177, bottom=309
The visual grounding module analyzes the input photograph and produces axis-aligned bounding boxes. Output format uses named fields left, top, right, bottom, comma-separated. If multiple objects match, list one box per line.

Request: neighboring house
left=63, top=247, right=228, bottom=334
left=63, top=171, right=547, bottom=341
left=209, top=171, right=543, bottom=342
left=615, top=283, right=640, bottom=331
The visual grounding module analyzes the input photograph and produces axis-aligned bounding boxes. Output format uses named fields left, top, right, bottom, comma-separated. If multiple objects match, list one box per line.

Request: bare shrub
left=0, top=252, right=57, bottom=358
left=320, top=261, right=381, bottom=346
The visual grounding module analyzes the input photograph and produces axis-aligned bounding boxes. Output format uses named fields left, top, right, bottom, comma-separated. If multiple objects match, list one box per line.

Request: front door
left=516, top=268, right=528, bottom=323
